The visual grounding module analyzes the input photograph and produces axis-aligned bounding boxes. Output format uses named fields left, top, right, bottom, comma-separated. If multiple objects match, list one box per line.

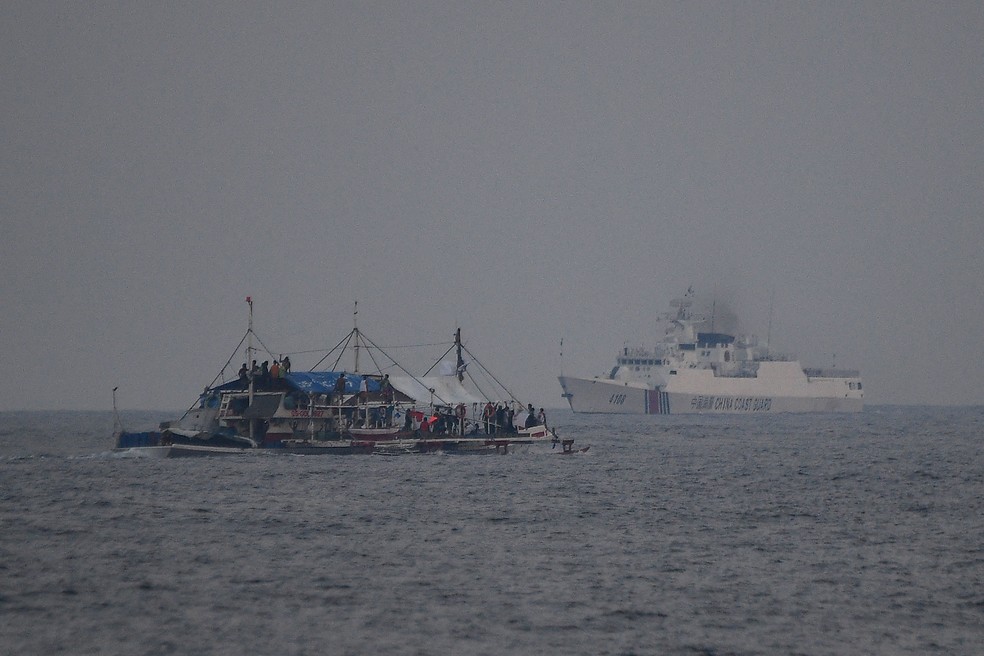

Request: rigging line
left=357, top=331, right=457, bottom=406
left=279, top=341, right=452, bottom=355
left=179, top=330, right=250, bottom=422
left=252, top=332, right=278, bottom=361
left=461, top=345, right=520, bottom=403
left=328, top=330, right=357, bottom=372
left=422, top=342, right=457, bottom=377
left=360, top=333, right=387, bottom=376
left=368, top=341, right=455, bottom=349
left=310, top=329, right=355, bottom=371
left=463, top=368, right=493, bottom=403
left=466, top=363, right=516, bottom=404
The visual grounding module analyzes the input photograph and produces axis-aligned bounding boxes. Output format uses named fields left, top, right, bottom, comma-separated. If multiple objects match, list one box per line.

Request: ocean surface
left=1, top=407, right=982, bottom=655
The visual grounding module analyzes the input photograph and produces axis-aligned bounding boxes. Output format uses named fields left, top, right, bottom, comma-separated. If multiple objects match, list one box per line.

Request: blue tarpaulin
left=285, top=372, right=381, bottom=395
left=208, top=371, right=381, bottom=395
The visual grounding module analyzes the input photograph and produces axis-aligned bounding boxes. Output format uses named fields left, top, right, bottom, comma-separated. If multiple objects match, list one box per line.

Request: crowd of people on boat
left=238, top=356, right=292, bottom=390
left=399, top=401, right=547, bottom=436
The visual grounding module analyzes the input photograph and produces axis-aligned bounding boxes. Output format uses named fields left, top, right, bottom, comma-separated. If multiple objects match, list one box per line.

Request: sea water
left=1, top=407, right=982, bottom=655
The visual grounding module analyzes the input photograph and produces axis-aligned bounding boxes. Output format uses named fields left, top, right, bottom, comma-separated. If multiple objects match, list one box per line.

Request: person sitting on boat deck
left=238, top=363, right=248, bottom=387
left=525, top=404, right=537, bottom=429
left=333, top=372, right=346, bottom=404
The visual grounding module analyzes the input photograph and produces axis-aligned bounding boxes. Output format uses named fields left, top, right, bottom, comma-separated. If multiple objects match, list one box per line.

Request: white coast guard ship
left=558, top=291, right=863, bottom=414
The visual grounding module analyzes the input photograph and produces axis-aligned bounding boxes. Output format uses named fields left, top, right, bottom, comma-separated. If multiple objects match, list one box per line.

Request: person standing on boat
left=333, top=372, right=346, bottom=404
left=280, top=355, right=291, bottom=374
left=238, top=363, right=248, bottom=387
left=482, top=401, right=495, bottom=435
left=379, top=375, right=393, bottom=425
left=537, top=408, right=547, bottom=427
left=506, top=405, right=515, bottom=433
left=270, top=360, right=280, bottom=381
left=359, top=377, right=368, bottom=403
left=260, top=361, right=270, bottom=389
left=380, top=374, right=393, bottom=401
left=525, top=404, right=537, bottom=429
left=495, top=404, right=505, bottom=436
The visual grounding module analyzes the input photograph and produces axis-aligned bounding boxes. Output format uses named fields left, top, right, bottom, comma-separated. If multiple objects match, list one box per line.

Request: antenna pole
left=766, top=289, right=775, bottom=348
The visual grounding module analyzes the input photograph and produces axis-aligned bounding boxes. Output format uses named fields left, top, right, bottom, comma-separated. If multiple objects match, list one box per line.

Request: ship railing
left=803, top=368, right=860, bottom=378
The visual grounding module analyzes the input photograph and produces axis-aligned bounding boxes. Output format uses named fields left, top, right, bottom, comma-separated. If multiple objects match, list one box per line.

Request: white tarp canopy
left=388, top=375, right=485, bottom=406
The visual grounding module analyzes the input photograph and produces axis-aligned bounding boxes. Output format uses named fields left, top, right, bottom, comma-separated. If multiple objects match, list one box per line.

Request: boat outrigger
left=115, top=299, right=581, bottom=457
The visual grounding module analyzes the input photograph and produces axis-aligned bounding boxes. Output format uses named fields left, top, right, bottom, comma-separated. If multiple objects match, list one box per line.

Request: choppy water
left=1, top=407, right=982, bottom=655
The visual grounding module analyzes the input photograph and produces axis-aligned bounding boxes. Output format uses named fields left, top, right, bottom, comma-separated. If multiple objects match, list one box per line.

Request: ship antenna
left=766, top=289, right=775, bottom=348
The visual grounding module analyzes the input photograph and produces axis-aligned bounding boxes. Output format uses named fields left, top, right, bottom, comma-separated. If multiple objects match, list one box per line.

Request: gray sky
left=2, top=2, right=982, bottom=411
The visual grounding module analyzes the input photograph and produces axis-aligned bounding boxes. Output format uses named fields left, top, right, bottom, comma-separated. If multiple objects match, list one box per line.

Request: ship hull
left=558, top=375, right=863, bottom=414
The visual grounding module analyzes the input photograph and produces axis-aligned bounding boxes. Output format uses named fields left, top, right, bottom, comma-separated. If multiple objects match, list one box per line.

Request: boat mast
left=455, top=327, right=464, bottom=382
left=112, top=386, right=123, bottom=438
left=353, top=301, right=360, bottom=373
left=246, top=296, right=255, bottom=442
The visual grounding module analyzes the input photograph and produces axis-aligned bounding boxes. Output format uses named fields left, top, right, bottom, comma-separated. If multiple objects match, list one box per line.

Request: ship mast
left=246, top=296, right=255, bottom=442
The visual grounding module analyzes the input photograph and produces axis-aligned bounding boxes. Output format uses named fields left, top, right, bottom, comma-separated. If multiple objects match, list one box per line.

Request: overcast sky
left=2, top=2, right=982, bottom=411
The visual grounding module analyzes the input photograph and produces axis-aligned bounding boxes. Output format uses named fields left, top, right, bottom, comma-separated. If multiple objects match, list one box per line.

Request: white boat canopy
left=388, top=375, right=485, bottom=406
